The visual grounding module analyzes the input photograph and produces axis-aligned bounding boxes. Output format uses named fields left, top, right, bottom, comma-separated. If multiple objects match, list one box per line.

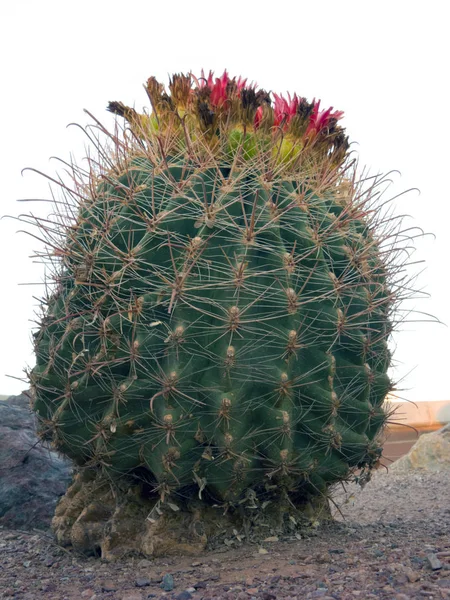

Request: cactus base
left=52, top=469, right=332, bottom=559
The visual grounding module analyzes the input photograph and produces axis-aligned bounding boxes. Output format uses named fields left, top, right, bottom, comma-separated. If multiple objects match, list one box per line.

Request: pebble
left=403, top=566, right=419, bottom=582
left=135, top=577, right=151, bottom=587
left=161, top=573, right=174, bottom=591
left=174, top=592, right=193, bottom=600
left=427, top=553, right=443, bottom=570
left=120, top=593, right=143, bottom=600
left=101, top=580, right=118, bottom=592
left=81, top=590, right=95, bottom=598
left=136, top=559, right=152, bottom=568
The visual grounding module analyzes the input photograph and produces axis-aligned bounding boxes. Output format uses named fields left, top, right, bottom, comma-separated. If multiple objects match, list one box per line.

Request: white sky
left=0, top=0, right=448, bottom=402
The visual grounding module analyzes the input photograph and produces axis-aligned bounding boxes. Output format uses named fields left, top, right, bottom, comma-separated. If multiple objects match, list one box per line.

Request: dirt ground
left=1, top=468, right=449, bottom=600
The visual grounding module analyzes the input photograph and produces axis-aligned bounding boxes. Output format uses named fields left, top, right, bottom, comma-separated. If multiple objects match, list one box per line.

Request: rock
left=402, top=566, right=419, bottom=582
left=390, top=423, right=450, bottom=472
left=120, top=593, right=143, bottom=600
left=101, top=580, right=118, bottom=592
left=161, top=573, right=174, bottom=591
left=0, top=393, right=73, bottom=531
left=427, top=553, right=443, bottom=570
left=135, top=578, right=151, bottom=588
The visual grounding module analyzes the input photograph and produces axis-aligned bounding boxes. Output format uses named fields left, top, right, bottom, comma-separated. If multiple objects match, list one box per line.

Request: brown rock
left=390, top=423, right=450, bottom=472
left=101, top=580, right=118, bottom=592
left=403, top=566, right=419, bottom=582
left=120, top=593, right=143, bottom=600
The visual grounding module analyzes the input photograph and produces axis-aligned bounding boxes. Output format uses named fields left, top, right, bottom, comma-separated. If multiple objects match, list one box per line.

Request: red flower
left=254, top=105, right=263, bottom=129
left=210, top=71, right=230, bottom=108
left=305, top=100, right=344, bottom=138
left=195, top=70, right=248, bottom=110
left=273, top=93, right=299, bottom=128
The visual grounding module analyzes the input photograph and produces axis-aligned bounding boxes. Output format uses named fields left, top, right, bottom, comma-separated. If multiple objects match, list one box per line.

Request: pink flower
left=210, top=71, right=230, bottom=108
left=305, top=100, right=344, bottom=138
left=254, top=105, right=263, bottom=129
left=273, top=93, right=299, bottom=128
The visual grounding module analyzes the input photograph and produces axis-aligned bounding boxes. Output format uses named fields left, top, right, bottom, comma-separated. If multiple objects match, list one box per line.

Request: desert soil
left=1, top=468, right=449, bottom=600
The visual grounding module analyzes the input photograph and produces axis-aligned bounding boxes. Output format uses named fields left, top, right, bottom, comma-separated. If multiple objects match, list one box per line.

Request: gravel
left=1, top=468, right=449, bottom=599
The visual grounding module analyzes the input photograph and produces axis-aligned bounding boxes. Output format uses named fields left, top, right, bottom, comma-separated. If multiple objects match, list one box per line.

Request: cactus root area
left=52, top=470, right=332, bottom=560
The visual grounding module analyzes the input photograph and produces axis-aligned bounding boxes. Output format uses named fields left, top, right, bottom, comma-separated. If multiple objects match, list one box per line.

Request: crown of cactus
left=29, top=70, right=396, bottom=507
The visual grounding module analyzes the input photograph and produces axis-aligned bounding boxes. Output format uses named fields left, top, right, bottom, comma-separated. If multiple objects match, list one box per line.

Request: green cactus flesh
left=30, top=71, right=394, bottom=506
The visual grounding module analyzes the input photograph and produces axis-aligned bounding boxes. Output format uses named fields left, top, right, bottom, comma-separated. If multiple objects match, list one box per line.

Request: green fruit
left=30, top=71, right=395, bottom=508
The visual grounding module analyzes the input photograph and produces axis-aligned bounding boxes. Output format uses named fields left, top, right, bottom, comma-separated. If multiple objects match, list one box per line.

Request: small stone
left=328, top=548, right=344, bottom=554
left=137, top=559, right=152, bottom=568
left=186, top=588, right=196, bottom=593
left=427, top=553, right=443, bottom=570
left=44, top=556, right=55, bottom=567
left=194, top=580, right=207, bottom=589
left=261, top=593, right=276, bottom=600
left=263, top=536, right=279, bottom=543
left=174, top=592, right=192, bottom=600
left=403, top=567, right=419, bottom=583
left=437, top=579, right=450, bottom=587
left=120, top=593, right=143, bottom=600
left=101, top=580, right=118, bottom=592
left=191, top=561, right=202, bottom=566
left=236, top=592, right=249, bottom=600
left=258, top=547, right=268, bottom=554
left=161, top=573, right=174, bottom=591
left=135, top=577, right=151, bottom=588
left=81, top=590, right=95, bottom=598
left=23, top=560, right=32, bottom=568
left=247, top=588, right=259, bottom=595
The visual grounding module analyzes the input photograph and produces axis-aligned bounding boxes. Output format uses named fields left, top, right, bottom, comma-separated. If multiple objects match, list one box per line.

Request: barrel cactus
left=28, top=70, right=400, bottom=552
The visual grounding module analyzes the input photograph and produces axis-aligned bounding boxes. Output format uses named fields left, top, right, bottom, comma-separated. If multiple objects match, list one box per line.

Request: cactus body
left=30, top=71, right=394, bottom=507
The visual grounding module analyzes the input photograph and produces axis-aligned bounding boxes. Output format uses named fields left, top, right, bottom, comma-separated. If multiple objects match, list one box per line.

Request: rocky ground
left=1, top=467, right=449, bottom=600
